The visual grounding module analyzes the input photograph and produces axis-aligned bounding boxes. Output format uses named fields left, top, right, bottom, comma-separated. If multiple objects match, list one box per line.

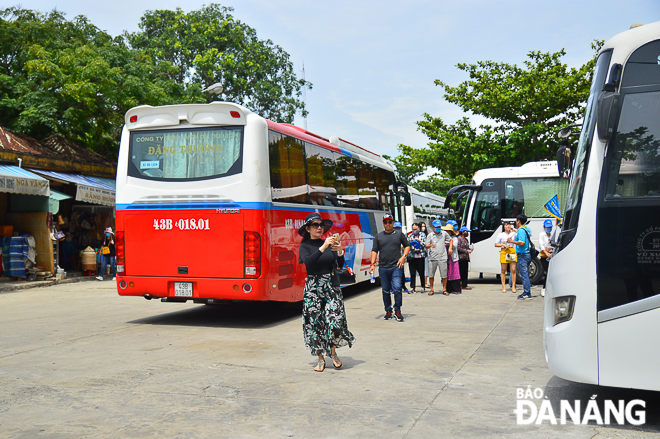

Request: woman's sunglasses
left=309, top=222, right=324, bottom=229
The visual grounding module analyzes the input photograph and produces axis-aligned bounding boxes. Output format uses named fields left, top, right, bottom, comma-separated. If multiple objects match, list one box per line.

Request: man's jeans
left=379, top=266, right=403, bottom=312
left=517, top=252, right=531, bottom=295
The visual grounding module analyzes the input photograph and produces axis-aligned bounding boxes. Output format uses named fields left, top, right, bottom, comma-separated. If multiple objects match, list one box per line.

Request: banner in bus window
left=128, top=127, right=243, bottom=181
left=503, top=178, right=568, bottom=218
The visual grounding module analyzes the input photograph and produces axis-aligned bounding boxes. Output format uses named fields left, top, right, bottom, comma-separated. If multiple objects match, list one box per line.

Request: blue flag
left=544, top=195, right=563, bottom=222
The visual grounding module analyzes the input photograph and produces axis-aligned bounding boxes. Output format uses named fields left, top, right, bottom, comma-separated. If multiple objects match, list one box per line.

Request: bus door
left=465, top=179, right=502, bottom=275
left=595, top=73, right=660, bottom=389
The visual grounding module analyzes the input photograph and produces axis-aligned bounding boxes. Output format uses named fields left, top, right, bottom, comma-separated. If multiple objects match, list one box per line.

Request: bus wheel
left=528, top=258, right=543, bottom=285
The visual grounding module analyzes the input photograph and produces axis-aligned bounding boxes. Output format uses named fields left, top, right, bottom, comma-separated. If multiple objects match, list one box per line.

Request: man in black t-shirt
left=369, top=213, right=410, bottom=322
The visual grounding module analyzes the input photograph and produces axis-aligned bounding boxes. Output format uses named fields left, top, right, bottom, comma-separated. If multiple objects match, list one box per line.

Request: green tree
left=0, top=7, right=180, bottom=157
left=129, top=4, right=311, bottom=123
left=394, top=43, right=602, bottom=193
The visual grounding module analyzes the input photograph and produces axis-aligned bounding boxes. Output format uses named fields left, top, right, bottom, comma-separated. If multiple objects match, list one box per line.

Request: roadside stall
left=0, top=164, right=52, bottom=278
left=27, top=169, right=116, bottom=273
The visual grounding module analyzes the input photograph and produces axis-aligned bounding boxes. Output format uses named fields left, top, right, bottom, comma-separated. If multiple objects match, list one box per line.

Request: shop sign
left=0, top=176, right=50, bottom=196
left=76, top=184, right=115, bottom=207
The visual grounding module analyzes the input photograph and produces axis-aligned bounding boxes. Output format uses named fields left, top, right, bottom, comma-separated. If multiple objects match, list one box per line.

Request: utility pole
left=302, top=63, right=307, bottom=131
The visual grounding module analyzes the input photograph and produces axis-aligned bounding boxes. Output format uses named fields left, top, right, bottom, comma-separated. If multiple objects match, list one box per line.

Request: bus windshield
left=128, top=126, right=243, bottom=181
left=563, top=51, right=611, bottom=230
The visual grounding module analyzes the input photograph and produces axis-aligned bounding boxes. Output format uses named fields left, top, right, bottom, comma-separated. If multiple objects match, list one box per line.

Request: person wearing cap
left=407, top=223, right=427, bottom=294
left=97, top=227, right=116, bottom=281
left=425, top=219, right=449, bottom=295
left=539, top=219, right=554, bottom=297
left=419, top=222, right=430, bottom=288
left=369, top=213, right=410, bottom=322
left=298, top=213, right=355, bottom=372
left=457, top=227, right=473, bottom=290
left=443, top=221, right=462, bottom=295
left=508, top=214, right=532, bottom=300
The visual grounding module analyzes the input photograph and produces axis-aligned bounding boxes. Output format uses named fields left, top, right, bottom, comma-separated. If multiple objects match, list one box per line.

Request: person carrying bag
left=298, top=213, right=355, bottom=372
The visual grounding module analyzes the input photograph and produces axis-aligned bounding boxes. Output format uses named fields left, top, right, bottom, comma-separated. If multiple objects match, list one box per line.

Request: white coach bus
left=544, top=22, right=660, bottom=391
left=445, top=161, right=569, bottom=284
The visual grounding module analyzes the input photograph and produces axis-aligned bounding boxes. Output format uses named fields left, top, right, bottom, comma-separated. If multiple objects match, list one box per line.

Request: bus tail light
left=116, top=231, right=125, bottom=275
left=553, top=295, right=575, bottom=326
left=244, top=232, right=261, bottom=278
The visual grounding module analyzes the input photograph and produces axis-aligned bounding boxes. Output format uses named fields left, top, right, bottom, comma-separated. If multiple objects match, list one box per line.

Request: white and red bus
left=115, top=102, right=401, bottom=303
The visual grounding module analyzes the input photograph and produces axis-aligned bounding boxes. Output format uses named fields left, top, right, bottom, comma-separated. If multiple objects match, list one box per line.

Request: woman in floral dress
left=298, top=213, right=355, bottom=372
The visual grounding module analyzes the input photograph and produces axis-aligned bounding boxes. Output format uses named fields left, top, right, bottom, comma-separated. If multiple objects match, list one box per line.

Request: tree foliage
left=0, top=4, right=310, bottom=158
left=393, top=43, right=602, bottom=195
left=129, top=4, right=311, bottom=123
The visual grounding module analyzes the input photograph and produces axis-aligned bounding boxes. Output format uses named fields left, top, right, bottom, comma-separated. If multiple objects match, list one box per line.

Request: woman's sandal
left=314, top=359, right=325, bottom=372
left=502, top=288, right=507, bottom=293
left=443, top=290, right=449, bottom=296
left=330, top=353, right=342, bottom=369
left=428, top=290, right=434, bottom=296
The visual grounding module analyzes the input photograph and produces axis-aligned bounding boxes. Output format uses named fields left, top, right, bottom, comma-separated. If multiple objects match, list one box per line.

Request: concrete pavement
left=0, top=277, right=658, bottom=438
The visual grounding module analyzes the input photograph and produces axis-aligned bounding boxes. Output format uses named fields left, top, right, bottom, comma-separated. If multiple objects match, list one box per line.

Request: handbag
left=102, top=246, right=110, bottom=255
left=505, top=252, right=517, bottom=262
left=522, top=228, right=539, bottom=259
left=331, top=256, right=348, bottom=288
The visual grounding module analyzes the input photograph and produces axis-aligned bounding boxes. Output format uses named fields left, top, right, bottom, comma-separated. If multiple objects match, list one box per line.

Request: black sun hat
left=298, top=212, right=334, bottom=237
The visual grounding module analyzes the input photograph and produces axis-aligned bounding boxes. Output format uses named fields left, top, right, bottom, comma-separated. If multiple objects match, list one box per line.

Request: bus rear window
left=128, top=126, right=243, bottom=181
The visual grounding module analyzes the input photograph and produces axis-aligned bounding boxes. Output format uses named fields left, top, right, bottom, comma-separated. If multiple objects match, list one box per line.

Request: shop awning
left=28, top=169, right=115, bottom=207
left=49, top=189, right=72, bottom=214
left=0, top=164, right=50, bottom=196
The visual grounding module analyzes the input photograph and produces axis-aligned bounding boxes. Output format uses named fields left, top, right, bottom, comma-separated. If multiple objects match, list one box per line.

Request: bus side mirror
left=597, top=91, right=620, bottom=143
left=556, top=139, right=571, bottom=179
left=403, top=192, right=412, bottom=206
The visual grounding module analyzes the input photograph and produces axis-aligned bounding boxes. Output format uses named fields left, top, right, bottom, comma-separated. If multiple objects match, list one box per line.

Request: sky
left=7, top=0, right=660, bottom=160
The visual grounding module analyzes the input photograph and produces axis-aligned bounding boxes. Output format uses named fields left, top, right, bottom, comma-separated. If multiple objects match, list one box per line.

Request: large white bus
left=544, top=22, right=660, bottom=391
left=114, top=102, right=403, bottom=304
left=445, top=161, right=569, bottom=284
left=402, top=186, right=449, bottom=233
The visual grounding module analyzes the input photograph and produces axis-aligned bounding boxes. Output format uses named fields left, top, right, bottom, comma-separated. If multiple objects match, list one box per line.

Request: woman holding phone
left=298, top=213, right=355, bottom=372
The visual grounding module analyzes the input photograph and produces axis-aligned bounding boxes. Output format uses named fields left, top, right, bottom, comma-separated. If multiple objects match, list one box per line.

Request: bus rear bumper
left=116, top=276, right=271, bottom=301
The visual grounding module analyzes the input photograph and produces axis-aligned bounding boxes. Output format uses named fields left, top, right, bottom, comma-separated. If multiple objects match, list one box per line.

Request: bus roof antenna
left=203, top=83, right=223, bottom=95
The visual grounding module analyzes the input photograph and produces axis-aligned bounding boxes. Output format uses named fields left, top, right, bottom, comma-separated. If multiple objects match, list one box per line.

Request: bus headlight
left=553, top=295, right=576, bottom=326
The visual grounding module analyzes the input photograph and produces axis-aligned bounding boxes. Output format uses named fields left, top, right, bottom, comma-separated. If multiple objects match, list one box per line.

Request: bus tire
left=528, top=257, right=543, bottom=285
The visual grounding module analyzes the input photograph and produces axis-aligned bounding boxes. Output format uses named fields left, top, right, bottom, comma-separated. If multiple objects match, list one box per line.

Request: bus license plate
left=174, top=282, right=193, bottom=297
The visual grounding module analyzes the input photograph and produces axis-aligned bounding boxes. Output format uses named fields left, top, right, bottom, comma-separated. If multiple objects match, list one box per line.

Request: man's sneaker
left=96, top=276, right=103, bottom=281
left=517, top=293, right=531, bottom=300
left=395, top=312, right=404, bottom=322
left=384, top=311, right=392, bottom=320
left=541, top=288, right=546, bottom=297
left=403, top=287, right=409, bottom=293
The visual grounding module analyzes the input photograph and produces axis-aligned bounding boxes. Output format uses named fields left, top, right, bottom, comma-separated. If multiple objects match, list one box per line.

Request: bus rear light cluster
left=244, top=231, right=261, bottom=279
left=129, top=115, right=137, bottom=123
left=230, top=111, right=240, bottom=118
left=116, top=231, right=126, bottom=275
